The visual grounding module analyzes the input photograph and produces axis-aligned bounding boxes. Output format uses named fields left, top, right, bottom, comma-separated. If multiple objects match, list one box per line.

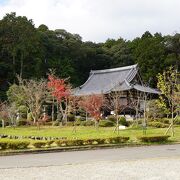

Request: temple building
left=74, top=64, right=160, bottom=116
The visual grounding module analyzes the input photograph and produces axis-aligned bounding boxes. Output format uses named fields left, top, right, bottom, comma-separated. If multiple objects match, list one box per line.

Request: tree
left=9, top=77, right=48, bottom=124
left=47, top=74, right=71, bottom=124
left=7, top=84, right=26, bottom=107
left=105, top=91, right=125, bottom=134
left=165, top=33, right=180, bottom=69
left=157, top=67, right=180, bottom=136
left=79, top=94, right=104, bottom=129
left=0, top=102, right=8, bottom=128
left=0, top=102, right=17, bottom=128
left=0, top=12, right=38, bottom=79
left=131, top=32, right=166, bottom=86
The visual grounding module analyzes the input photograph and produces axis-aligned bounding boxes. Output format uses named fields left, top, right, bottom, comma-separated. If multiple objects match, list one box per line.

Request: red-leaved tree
left=47, top=74, right=71, bottom=124
left=79, top=94, right=104, bottom=128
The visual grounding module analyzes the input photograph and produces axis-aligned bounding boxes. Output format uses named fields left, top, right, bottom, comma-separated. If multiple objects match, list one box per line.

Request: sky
left=0, top=0, right=180, bottom=42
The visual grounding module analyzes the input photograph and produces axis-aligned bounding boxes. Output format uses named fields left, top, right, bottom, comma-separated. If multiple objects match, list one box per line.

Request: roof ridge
left=90, top=64, right=138, bottom=74
left=125, top=65, right=138, bottom=82
left=79, top=72, right=94, bottom=89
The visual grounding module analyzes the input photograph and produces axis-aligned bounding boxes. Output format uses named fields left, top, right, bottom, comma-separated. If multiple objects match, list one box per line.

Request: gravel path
left=1, top=157, right=180, bottom=180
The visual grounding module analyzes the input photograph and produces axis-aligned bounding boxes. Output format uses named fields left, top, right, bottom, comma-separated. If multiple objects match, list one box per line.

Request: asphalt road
left=0, top=144, right=180, bottom=179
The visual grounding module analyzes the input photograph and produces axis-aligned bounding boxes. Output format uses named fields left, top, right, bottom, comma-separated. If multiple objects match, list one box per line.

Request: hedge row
left=137, top=135, right=170, bottom=143
left=0, top=134, right=67, bottom=141
left=56, top=136, right=130, bottom=147
left=0, top=136, right=130, bottom=150
left=0, top=140, right=30, bottom=150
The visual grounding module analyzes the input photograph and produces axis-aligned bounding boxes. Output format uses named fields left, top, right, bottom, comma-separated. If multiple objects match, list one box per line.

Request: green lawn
left=0, top=126, right=180, bottom=141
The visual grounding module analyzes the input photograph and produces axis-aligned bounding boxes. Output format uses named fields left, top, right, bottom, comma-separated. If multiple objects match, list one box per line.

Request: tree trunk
left=2, top=120, right=4, bottom=128
left=12, top=55, right=16, bottom=82
left=95, top=120, right=99, bottom=130
left=51, top=97, right=55, bottom=121
left=143, top=94, right=147, bottom=135
left=171, top=105, right=174, bottom=136
left=20, top=54, right=24, bottom=78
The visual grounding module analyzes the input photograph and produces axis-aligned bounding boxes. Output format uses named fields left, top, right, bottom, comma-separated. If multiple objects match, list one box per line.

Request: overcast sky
left=0, top=0, right=180, bottom=42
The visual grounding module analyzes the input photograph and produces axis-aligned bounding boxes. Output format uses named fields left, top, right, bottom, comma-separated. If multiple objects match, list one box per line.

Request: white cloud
left=0, top=0, right=180, bottom=42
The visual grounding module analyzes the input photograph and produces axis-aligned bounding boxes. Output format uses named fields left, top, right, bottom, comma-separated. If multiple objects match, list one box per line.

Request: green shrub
left=105, top=136, right=129, bottom=144
left=99, top=120, right=115, bottom=127
left=32, top=141, right=46, bottom=148
left=74, top=117, right=86, bottom=126
left=56, top=139, right=84, bottom=146
left=16, top=119, right=27, bottom=126
left=18, top=105, right=28, bottom=118
left=75, top=116, right=86, bottom=121
left=175, top=116, right=180, bottom=125
left=56, top=137, right=129, bottom=147
left=52, top=120, right=60, bottom=126
left=137, top=135, right=170, bottom=143
left=81, top=120, right=95, bottom=126
left=66, top=122, right=74, bottom=126
left=119, top=117, right=128, bottom=126
left=83, top=138, right=105, bottom=145
left=46, top=140, right=54, bottom=147
left=45, top=122, right=53, bottom=126
left=107, top=115, right=116, bottom=122
left=74, top=119, right=81, bottom=126
left=148, top=121, right=169, bottom=128
left=67, top=114, right=75, bottom=122
left=7, top=140, right=30, bottom=149
left=156, top=118, right=170, bottom=124
left=0, top=141, right=8, bottom=150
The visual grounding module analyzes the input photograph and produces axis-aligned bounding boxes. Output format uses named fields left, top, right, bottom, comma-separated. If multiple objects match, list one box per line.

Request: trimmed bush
left=81, top=120, right=95, bottom=126
left=74, top=119, right=81, bottom=126
left=56, top=139, right=84, bottom=146
left=0, top=140, right=30, bottom=150
left=56, top=136, right=129, bottom=147
left=175, top=116, right=180, bottom=125
left=148, top=121, right=169, bottom=128
left=45, top=122, right=53, bottom=126
left=137, top=135, right=170, bottom=143
left=119, top=117, right=128, bottom=126
left=16, top=119, right=27, bottom=126
left=66, top=122, right=74, bottom=126
left=67, top=114, right=75, bottom=122
left=83, top=138, right=105, bottom=145
left=7, top=140, right=30, bottom=149
left=105, top=136, right=130, bottom=144
left=32, top=141, right=46, bottom=148
left=0, top=141, right=8, bottom=150
left=107, top=115, right=116, bottom=122
left=52, top=120, right=60, bottom=126
left=46, top=140, right=54, bottom=147
left=75, top=116, right=86, bottom=121
left=159, top=118, right=170, bottom=124
left=99, top=120, right=115, bottom=127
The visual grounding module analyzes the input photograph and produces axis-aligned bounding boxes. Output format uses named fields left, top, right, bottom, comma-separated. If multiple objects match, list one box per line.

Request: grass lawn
left=0, top=126, right=180, bottom=142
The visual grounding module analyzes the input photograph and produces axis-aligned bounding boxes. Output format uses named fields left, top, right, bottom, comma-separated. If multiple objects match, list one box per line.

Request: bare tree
left=0, top=102, right=17, bottom=128
left=12, top=77, right=48, bottom=124
left=105, top=91, right=126, bottom=134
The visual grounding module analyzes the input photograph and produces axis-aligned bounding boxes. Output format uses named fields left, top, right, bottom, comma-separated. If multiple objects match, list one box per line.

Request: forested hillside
left=0, top=12, right=179, bottom=100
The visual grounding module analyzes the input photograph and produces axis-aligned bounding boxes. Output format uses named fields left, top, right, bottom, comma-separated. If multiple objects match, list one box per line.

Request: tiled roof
left=74, top=64, right=160, bottom=95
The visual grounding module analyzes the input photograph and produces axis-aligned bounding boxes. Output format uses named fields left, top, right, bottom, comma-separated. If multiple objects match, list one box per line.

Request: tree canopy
left=0, top=13, right=179, bottom=100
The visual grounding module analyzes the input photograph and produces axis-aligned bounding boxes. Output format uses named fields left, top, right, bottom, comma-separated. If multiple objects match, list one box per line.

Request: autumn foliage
left=79, top=95, right=104, bottom=121
left=47, top=75, right=71, bottom=101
